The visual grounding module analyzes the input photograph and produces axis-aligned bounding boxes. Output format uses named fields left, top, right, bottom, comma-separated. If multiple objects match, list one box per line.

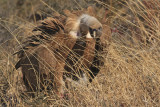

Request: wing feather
left=14, top=17, right=65, bottom=69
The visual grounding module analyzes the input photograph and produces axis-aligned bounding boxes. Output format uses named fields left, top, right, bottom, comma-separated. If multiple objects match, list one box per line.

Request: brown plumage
left=14, top=6, right=110, bottom=97
left=15, top=16, right=77, bottom=97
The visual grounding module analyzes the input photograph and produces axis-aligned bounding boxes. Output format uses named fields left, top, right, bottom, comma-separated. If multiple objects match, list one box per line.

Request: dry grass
left=0, top=0, right=160, bottom=106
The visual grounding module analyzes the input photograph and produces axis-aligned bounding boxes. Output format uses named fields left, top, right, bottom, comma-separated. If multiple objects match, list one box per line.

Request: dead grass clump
left=0, top=0, right=160, bottom=106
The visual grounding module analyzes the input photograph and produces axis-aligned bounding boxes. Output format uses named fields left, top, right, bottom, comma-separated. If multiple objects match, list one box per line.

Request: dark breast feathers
left=64, top=38, right=98, bottom=82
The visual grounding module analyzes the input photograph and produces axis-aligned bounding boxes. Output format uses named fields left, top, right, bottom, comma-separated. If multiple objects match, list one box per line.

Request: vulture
left=14, top=16, right=76, bottom=97
left=63, top=10, right=103, bottom=84
left=14, top=7, right=108, bottom=97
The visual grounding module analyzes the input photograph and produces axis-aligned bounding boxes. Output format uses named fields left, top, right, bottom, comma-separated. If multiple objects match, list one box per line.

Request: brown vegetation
left=0, top=0, right=160, bottom=106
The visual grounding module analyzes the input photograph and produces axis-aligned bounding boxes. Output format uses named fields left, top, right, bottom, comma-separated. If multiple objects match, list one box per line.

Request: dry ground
left=0, top=0, right=160, bottom=106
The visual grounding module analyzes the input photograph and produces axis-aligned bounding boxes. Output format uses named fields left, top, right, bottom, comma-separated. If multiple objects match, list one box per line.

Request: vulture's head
left=68, top=14, right=102, bottom=39
left=78, top=14, right=102, bottom=39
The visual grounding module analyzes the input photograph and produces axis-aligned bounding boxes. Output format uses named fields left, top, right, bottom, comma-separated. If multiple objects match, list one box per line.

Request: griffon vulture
left=14, top=7, right=109, bottom=97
